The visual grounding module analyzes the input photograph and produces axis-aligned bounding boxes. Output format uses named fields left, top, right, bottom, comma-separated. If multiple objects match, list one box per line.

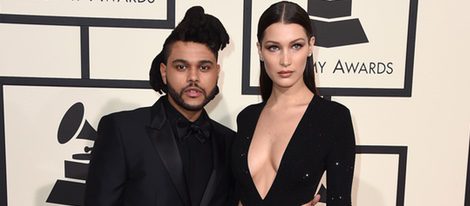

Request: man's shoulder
left=209, top=118, right=235, bottom=138
left=101, top=106, right=153, bottom=123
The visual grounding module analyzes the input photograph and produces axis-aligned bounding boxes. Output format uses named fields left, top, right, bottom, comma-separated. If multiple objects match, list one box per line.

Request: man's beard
left=166, top=81, right=219, bottom=111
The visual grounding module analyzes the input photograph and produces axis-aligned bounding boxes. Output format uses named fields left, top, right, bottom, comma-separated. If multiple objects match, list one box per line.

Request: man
left=85, top=6, right=234, bottom=206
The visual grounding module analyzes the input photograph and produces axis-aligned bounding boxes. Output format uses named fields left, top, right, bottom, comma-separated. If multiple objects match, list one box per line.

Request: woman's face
left=258, top=22, right=314, bottom=90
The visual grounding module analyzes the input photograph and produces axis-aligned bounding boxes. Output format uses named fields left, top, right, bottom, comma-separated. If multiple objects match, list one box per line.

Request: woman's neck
left=267, top=84, right=314, bottom=108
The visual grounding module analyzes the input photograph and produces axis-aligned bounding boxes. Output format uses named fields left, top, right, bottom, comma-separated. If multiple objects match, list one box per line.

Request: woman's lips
left=278, top=70, right=293, bottom=78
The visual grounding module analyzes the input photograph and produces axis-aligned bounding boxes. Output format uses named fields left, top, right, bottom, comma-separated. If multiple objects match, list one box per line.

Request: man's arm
left=85, top=115, right=127, bottom=206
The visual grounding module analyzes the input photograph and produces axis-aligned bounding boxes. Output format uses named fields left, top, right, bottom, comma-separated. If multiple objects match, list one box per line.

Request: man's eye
left=175, top=65, right=186, bottom=70
left=200, top=65, right=211, bottom=71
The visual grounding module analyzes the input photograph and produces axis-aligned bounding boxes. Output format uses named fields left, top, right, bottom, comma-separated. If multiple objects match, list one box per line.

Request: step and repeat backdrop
left=1, top=0, right=469, bottom=205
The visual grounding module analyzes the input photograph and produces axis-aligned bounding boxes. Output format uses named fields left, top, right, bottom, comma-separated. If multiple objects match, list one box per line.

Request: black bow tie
left=176, top=119, right=211, bottom=143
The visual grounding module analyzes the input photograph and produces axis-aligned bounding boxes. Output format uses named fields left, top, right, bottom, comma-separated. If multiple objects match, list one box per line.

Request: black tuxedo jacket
left=85, top=98, right=235, bottom=206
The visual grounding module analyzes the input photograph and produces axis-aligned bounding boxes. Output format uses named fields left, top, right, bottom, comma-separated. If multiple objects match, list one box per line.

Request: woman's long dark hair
left=257, top=1, right=319, bottom=102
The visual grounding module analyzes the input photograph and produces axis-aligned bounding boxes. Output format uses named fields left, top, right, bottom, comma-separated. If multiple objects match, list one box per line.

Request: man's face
left=160, top=41, right=220, bottom=112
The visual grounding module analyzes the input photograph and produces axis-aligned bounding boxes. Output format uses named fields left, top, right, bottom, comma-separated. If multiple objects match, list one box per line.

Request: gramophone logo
left=47, top=102, right=96, bottom=206
left=309, top=0, right=368, bottom=47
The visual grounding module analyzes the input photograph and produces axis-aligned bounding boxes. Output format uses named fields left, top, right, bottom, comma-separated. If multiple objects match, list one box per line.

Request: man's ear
left=160, top=63, right=167, bottom=84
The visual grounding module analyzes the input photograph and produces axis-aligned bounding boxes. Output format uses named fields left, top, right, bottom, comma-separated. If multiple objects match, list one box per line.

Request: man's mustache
left=182, top=82, right=206, bottom=95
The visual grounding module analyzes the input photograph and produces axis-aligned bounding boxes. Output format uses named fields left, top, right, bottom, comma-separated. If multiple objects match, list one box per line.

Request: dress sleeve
left=84, top=115, right=127, bottom=206
left=326, top=107, right=356, bottom=206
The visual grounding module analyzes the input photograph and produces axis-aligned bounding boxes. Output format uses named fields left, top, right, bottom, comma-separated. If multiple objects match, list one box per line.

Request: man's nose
left=187, top=67, right=199, bottom=82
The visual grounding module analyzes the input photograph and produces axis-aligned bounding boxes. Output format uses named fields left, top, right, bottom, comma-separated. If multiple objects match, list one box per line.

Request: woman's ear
left=309, top=36, right=315, bottom=56
left=257, top=42, right=264, bottom=61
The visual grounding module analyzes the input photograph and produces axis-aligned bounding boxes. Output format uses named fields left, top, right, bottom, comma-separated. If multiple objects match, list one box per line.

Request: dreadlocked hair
left=149, top=6, right=230, bottom=94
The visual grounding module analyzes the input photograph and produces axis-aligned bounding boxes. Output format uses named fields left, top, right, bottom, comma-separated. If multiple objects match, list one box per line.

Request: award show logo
left=308, top=0, right=368, bottom=47
left=242, top=0, right=418, bottom=98
left=47, top=102, right=96, bottom=206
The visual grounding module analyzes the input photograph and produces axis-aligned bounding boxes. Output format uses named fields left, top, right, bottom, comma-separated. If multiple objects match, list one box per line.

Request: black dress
left=231, top=95, right=355, bottom=206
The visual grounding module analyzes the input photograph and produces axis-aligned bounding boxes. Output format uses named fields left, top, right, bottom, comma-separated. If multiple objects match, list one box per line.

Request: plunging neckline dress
left=231, top=95, right=356, bottom=206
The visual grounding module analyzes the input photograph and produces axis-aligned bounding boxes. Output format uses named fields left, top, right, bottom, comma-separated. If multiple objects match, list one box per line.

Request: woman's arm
left=326, top=107, right=356, bottom=206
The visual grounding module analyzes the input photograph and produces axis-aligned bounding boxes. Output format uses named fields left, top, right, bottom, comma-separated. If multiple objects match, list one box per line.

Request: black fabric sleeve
left=84, top=115, right=127, bottom=206
left=326, top=107, right=356, bottom=206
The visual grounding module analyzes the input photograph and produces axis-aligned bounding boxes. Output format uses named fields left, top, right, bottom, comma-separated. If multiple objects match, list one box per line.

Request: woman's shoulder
left=236, top=102, right=264, bottom=122
left=314, top=96, right=351, bottom=117
left=312, top=97, right=354, bottom=138
left=239, top=102, right=264, bottom=115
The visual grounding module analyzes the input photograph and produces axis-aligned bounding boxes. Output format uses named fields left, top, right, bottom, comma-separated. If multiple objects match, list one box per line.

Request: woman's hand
left=301, top=194, right=321, bottom=206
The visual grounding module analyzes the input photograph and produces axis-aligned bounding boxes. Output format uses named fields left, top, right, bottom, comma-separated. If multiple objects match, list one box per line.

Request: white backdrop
left=1, top=0, right=469, bottom=205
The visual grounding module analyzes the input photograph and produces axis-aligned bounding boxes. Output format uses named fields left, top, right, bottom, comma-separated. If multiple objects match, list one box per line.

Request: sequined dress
left=231, top=95, right=356, bottom=206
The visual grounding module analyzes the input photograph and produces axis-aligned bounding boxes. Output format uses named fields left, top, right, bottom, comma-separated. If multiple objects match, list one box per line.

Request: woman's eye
left=267, top=45, right=279, bottom=52
left=292, top=43, right=303, bottom=50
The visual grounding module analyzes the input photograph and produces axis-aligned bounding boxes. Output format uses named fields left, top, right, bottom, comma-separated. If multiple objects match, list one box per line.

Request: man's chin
left=180, top=103, right=205, bottom=111
left=180, top=99, right=206, bottom=111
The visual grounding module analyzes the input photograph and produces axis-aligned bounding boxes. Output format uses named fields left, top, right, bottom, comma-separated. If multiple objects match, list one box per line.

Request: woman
left=231, top=1, right=356, bottom=205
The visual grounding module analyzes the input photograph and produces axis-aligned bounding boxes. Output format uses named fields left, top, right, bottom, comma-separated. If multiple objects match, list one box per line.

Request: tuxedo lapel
left=146, top=100, right=190, bottom=206
left=199, top=122, right=223, bottom=206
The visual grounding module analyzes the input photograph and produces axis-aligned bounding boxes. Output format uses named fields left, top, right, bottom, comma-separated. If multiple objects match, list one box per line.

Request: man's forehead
left=167, top=41, right=217, bottom=63
left=171, top=59, right=214, bottom=65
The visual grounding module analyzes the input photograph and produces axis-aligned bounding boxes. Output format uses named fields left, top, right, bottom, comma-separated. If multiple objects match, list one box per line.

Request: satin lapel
left=146, top=101, right=190, bottom=206
left=199, top=122, right=222, bottom=206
